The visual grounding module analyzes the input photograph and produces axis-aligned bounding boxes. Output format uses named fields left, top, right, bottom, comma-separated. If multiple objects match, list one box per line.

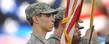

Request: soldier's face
left=37, top=13, right=55, bottom=32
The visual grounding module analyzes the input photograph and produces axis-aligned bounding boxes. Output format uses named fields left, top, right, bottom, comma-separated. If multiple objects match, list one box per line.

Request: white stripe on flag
left=60, top=0, right=83, bottom=44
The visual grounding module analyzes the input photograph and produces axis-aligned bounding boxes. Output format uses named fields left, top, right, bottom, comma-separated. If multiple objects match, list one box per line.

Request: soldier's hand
left=84, top=29, right=98, bottom=40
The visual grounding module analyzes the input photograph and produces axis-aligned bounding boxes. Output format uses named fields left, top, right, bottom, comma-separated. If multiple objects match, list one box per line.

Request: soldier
left=79, top=29, right=99, bottom=44
left=25, top=3, right=58, bottom=44
left=48, top=9, right=65, bottom=44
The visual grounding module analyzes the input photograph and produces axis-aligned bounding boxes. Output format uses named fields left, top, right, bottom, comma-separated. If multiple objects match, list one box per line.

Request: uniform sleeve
left=47, top=35, right=60, bottom=44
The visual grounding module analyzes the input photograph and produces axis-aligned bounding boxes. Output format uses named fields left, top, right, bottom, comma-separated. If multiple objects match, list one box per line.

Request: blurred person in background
left=48, top=8, right=65, bottom=44
left=25, top=3, right=58, bottom=44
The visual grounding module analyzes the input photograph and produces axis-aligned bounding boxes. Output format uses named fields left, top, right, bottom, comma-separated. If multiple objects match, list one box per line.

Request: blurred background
left=0, top=0, right=109, bottom=44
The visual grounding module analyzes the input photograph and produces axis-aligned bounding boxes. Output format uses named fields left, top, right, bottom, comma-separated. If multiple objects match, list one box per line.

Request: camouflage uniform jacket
left=27, top=33, right=49, bottom=44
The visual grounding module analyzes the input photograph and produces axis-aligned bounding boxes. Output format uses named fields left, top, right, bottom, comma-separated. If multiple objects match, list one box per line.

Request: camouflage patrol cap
left=54, top=8, right=65, bottom=28
left=25, top=3, right=58, bottom=19
left=55, top=8, right=65, bottom=20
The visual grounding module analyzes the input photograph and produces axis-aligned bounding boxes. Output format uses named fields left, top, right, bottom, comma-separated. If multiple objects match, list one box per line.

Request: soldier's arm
left=79, top=29, right=99, bottom=44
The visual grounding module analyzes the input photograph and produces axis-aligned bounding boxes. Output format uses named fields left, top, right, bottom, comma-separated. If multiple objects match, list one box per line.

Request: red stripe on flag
left=64, top=0, right=70, bottom=18
left=67, top=0, right=84, bottom=33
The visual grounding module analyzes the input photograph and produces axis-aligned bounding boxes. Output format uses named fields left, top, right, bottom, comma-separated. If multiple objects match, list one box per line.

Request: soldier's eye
left=44, top=13, right=53, bottom=17
left=41, top=13, right=53, bottom=17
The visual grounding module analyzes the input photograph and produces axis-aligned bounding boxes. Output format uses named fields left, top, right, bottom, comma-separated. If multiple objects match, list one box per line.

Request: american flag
left=60, top=0, right=84, bottom=44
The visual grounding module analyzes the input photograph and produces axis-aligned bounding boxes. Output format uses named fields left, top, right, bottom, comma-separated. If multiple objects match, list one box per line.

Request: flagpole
left=89, top=26, right=94, bottom=44
left=89, top=0, right=96, bottom=44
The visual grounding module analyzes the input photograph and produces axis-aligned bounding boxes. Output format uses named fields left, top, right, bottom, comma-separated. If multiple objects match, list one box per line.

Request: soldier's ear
left=32, top=16, right=38, bottom=24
